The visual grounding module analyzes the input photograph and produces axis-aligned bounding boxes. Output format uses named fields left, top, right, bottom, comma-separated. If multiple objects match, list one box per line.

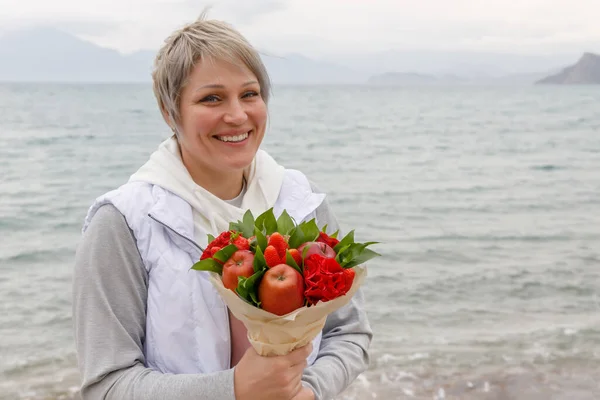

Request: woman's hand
left=234, top=343, right=313, bottom=400
left=291, top=386, right=315, bottom=400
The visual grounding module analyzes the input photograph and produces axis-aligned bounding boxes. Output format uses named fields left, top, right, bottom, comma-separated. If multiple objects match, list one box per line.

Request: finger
left=288, top=357, right=307, bottom=369
left=288, top=355, right=308, bottom=370
left=291, top=386, right=312, bottom=400
left=302, top=387, right=315, bottom=400
left=286, top=343, right=313, bottom=365
left=287, top=374, right=303, bottom=399
left=288, top=358, right=307, bottom=376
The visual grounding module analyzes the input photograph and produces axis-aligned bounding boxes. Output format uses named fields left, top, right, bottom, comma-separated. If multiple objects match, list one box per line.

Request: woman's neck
left=180, top=153, right=245, bottom=201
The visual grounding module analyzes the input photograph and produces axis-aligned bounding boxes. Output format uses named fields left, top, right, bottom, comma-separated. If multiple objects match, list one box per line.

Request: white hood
left=129, top=135, right=285, bottom=239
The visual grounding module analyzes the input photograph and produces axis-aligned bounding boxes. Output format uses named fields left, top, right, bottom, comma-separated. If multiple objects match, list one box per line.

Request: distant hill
left=332, top=50, right=580, bottom=79
left=366, top=71, right=554, bottom=86
left=368, top=72, right=437, bottom=85
left=0, top=27, right=156, bottom=82
left=0, top=28, right=365, bottom=84
left=367, top=72, right=467, bottom=85
left=0, top=27, right=592, bottom=85
left=260, top=53, right=367, bottom=84
left=536, top=52, right=600, bottom=84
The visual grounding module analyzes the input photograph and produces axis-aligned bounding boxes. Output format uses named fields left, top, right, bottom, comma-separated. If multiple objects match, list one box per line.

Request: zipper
left=148, top=212, right=232, bottom=369
left=148, top=213, right=204, bottom=253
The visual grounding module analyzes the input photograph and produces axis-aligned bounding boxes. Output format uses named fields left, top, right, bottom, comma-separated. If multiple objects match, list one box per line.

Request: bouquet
left=191, top=208, right=380, bottom=356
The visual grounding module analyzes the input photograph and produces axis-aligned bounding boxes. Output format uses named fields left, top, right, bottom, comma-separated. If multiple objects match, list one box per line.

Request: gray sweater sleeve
left=301, top=185, right=374, bottom=400
left=72, top=204, right=236, bottom=400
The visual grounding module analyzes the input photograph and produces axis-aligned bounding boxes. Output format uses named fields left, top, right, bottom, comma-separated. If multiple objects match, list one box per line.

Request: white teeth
left=217, top=132, right=249, bottom=142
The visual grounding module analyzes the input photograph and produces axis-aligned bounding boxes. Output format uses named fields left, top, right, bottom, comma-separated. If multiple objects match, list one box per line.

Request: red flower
left=200, top=231, right=250, bottom=260
left=201, top=231, right=231, bottom=260
left=316, top=231, right=340, bottom=249
left=303, top=254, right=354, bottom=305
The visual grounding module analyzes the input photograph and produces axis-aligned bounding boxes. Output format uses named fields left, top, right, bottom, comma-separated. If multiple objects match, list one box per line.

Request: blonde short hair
left=152, top=11, right=271, bottom=131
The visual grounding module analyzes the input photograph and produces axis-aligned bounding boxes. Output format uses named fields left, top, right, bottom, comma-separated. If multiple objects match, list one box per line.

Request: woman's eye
left=242, top=91, right=259, bottom=98
left=200, top=95, right=220, bottom=103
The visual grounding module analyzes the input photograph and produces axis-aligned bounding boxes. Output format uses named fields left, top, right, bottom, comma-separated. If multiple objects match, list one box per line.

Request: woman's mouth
left=215, top=131, right=251, bottom=143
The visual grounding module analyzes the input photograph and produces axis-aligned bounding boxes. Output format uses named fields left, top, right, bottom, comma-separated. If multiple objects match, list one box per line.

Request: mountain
left=368, top=72, right=437, bottom=85
left=536, top=52, right=600, bottom=84
left=0, top=27, right=588, bottom=85
left=330, top=50, right=579, bottom=79
left=0, top=28, right=364, bottom=84
left=0, top=27, right=155, bottom=82
left=367, top=72, right=469, bottom=85
left=366, top=70, right=557, bottom=86
left=261, top=53, right=366, bottom=84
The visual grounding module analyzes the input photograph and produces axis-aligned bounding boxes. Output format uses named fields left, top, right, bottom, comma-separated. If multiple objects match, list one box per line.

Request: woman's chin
left=220, top=151, right=257, bottom=172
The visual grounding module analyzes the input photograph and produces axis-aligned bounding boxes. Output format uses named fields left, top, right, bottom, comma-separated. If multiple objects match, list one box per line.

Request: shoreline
left=4, top=363, right=600, bottom=400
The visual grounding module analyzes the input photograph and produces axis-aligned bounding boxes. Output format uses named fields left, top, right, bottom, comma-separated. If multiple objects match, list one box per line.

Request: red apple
left=258, top=264, right=305, bottom=316
left=297, top=241, right=336, bottom=259
left=222, top=250, right=255, bottom=291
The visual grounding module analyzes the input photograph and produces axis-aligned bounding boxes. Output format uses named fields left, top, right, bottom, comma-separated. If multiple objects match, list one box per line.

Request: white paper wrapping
left=207, top=265, right=367, bottom=356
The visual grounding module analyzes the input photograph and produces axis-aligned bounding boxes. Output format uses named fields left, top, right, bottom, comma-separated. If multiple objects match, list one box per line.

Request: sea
left=1, top=83, right=599, bottom=400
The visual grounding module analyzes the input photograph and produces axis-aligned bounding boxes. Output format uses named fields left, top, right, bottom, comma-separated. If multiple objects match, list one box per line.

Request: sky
left=0, top=0, right=599, bottom=57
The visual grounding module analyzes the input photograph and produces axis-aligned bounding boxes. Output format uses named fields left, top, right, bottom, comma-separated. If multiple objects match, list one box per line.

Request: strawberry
left=264, top=245, right=283, bottom=268
left=267, top=232, right=289, bottom=258
left=231, top=235, right=250, bottom=251
left=288, top=248, right=302, bottom=266
left=210, top=246, right=222, bottom=257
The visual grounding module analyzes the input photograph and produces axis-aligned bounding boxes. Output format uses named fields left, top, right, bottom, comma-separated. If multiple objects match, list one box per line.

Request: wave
left=531, top=164, right=567, bottom=171
left=1, top=247, right=74, bottom=264
left=398, top=233, right=588, bottom=243
left=24, top=133, right=96, bottom=146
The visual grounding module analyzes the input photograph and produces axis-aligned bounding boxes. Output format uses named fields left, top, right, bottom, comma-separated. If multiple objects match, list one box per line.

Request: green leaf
left=335, top=240, right=379, bottom=267
left=335, top=241, right=377, bottom=266
left=236, top=270, right=265, bottom=307
left=301, top=245, right=311, bottom=268
left=207, top=233, right=216, bottom=243
left=245, top=270, right=265, bottom=305
left=341, top=248, right=381, bottom=269
left=254, top=208, right=267, bottom=231
left=213, top=244, right=238, bottom=263
left=229, top=222, right=242, bottom=232
left=321, top=224, right=328, bottom=233
left=299, top=219, right=320, bottom=242
left=285, top=250, right=302, bottom=274
left=248, top=236, right=258, bottom=251
left=287, top=226, right=307, bottom=250
left=347, top=242, right=368, bottom=261
left=264, top=213, right=278, bottom=235
left=330, top=229, right=339, bottom=239
left=255, top=208, right=277, bottom=235
left=190, top=258, right=223, bottom=274
left=254, top=227, right=268, bottom=253
left=236, top=276, right=249, bottom=297
left=334, top=243, right=354, bottom=265
left=346, top=241, right=372, bottom=258
left=333, top=230, right=355, bottom=253
left=249, top=290, right=260, bottom=306
left=240, top=210, right=255, bottom=238
left=276, top=210, right=296, bottom=235
left=253, top=245, right=267, bottom=273
left=361, top=241, right=380, bottom=247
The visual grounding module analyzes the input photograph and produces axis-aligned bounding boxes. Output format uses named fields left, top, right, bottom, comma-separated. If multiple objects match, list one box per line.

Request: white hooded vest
left=82, top=139, right=326, bottom=374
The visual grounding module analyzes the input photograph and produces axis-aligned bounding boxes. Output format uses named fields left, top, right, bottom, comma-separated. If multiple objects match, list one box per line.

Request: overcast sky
left=1, top=0, right=599, bottom=57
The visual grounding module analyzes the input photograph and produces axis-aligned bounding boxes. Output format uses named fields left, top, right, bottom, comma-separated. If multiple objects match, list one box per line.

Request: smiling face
left=175, top=56, right=268, bottom=187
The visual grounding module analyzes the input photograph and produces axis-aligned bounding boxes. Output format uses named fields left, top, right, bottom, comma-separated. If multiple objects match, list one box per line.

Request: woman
left=72, top=12, right=372, bottom=400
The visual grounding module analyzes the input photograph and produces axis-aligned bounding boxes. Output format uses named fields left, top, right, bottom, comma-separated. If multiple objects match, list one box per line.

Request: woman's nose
left=223, top=100, right=248, bottom=125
